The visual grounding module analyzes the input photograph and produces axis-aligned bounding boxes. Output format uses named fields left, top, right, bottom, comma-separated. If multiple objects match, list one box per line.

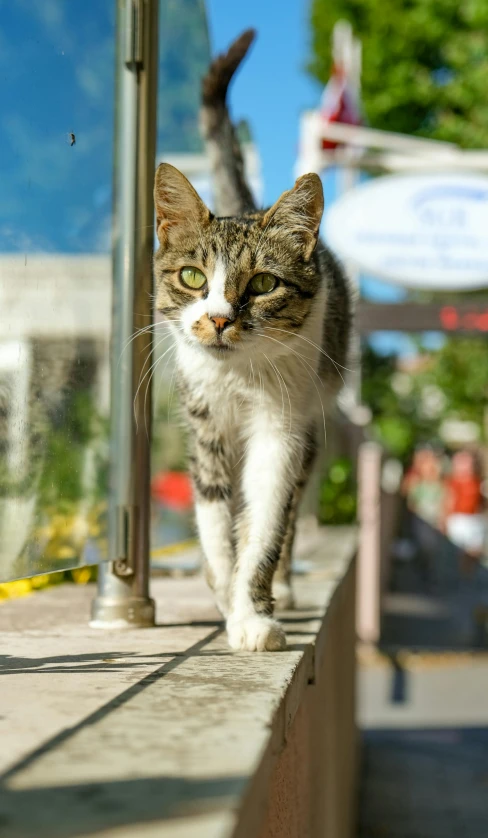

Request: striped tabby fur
left=153, top=31, right=352, bottom=651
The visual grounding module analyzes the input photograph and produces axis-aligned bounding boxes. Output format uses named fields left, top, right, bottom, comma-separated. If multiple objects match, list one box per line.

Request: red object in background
left=151, top=471, right=193, bottom=511
left=440, top=306, right=459, bottom=330
left=320, top=65, right=362, bottom=150
left=440, top=305, right=488, bottom=333
left=316, top=22, right=362, bottom=151
left=446, top=476, right=483, bottom=516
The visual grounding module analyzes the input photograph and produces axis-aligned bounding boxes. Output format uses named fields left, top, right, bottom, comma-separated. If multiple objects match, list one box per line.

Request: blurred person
left=445, top=450, right=485, bottom=572
left=402, top=444, right=446, bottom=590
left=403, top=445, right=446, bottom=530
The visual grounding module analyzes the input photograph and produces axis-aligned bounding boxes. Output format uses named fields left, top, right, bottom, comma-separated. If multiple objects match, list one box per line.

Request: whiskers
left=133, top=341, right=176, bottom=436
left=232, top=359, right=266, bottom=471
left=123, top=319, right=184, bottom=437
left=118, top=315, right=180, bottom=365
left=256, top=332, right=327, bottom=452
left=118, top=322, right=159, bottom=364
left=233, top=349, right=299, bottom=472
left=261, top=352, right=293, bottom=439
left=264, top=325, right=353, bottom=385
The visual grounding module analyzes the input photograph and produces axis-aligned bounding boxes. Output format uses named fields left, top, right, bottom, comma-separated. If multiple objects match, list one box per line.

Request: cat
left=153, top=30, right=352, bottom=651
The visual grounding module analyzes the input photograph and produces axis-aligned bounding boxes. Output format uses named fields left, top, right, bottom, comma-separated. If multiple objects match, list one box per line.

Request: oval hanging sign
left=324, top=173, right=488, bottom=290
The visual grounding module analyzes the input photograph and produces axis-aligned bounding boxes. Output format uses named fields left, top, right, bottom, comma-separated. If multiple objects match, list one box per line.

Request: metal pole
left=356, top=441, right=382, bottom=644
left=91, top=0, right=158, bottom=628
left=332, top=160, right=362, bottom=415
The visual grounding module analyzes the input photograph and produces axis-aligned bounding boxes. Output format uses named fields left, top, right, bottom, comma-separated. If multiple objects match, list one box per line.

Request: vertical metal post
left=356, top=441, right=382, bottom=643
left=338, top=163, right=362, bottom=411
left=91, top=0, right=158, bottom=628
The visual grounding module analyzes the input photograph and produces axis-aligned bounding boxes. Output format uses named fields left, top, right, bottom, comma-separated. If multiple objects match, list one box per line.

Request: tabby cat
left=153, top=30, right=352, bottom=651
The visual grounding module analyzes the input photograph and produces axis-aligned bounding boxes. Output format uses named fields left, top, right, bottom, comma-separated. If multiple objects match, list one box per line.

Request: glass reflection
left=0, top=1, right=114, bottom=581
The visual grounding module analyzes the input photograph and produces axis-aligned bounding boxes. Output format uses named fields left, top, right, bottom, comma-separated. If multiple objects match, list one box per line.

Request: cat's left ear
left=261, top=174, right=324, bottom=260
left=154, top=163, right=212, bottom=244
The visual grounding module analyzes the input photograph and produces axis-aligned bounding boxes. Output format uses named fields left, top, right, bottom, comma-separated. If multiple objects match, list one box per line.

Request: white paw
left=272, top=581, right=295, bottom=611
left=227, top=615, right=287, bottom=652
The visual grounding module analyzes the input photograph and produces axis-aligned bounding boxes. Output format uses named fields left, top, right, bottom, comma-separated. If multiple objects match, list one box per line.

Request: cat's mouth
left=201, top=336, right=237, bottom=356
left=208, top=341, right=234, bottom=353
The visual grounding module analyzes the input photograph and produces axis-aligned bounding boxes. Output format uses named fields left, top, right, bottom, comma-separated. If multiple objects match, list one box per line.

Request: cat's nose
left=210, top=316, right=232, bottom=334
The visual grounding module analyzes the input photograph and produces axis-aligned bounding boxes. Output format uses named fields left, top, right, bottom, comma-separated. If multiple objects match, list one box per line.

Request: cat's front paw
left=227, top=615, right=287, bottom=652
left=272, top=581, right=295, bottom=611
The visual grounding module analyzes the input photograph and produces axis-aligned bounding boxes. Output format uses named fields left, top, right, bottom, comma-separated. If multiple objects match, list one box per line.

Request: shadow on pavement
left=381, top=513, right=488, bottom=652
left=358, top=727, right=488, bottom=838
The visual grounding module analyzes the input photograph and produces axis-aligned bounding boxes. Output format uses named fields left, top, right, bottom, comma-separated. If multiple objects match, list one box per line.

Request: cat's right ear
left=154, top=163, right=212, bottom=244
left=261, top=174, right=324, bottom=261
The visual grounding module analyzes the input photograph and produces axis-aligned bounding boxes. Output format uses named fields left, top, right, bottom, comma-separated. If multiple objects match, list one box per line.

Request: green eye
left=180, top=266, right=207, bottom=290
left=249, top=273, right=277, bottom=295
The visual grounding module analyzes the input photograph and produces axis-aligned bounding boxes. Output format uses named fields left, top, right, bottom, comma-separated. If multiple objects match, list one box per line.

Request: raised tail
left=201, top=29, right=257, bottom=217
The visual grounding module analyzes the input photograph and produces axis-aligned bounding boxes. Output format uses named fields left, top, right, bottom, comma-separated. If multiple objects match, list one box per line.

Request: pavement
left=356, top=547, right=488, bottom=838
left=358, top=726, right=488, bottom=838
left=0, top=526, right=356, bottom=838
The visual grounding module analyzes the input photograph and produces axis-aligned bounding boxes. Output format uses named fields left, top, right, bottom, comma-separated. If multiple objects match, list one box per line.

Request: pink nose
left=210, top=316, right=231, bottom=334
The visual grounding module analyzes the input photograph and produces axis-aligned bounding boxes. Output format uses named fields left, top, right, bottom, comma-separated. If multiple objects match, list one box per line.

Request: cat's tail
left=201, top=29, right=258, bottom=217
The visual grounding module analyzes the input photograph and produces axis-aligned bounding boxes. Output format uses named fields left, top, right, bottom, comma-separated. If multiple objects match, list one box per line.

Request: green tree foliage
left=319, top=457, right=357, bottom=524
left=362, top=338, right=488, bottom=460
left=362, top=344, right=424, bottom=458
left=309, top=0, right=488, bottom=147
left=419, top=337, right=488, bottom=426
left=38, top=391, right=108, bottom=510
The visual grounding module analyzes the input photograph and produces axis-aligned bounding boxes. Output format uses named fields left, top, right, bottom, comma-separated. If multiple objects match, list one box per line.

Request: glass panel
left=0, top=1, right=114, bottom=581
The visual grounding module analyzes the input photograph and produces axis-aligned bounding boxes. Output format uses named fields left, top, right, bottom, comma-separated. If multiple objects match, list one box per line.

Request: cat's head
left=153, top=163, right=324, bottom=359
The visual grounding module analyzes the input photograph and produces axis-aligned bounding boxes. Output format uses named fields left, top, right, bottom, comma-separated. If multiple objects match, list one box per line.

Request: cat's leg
left=182, top=390, right=235, bottom=616
left=272, top=499, right=298, bottom=611
left=227, top=422, right=309, bottom=652
left=195, top=493, right=234, bottom=617
left=273, top=427, right=317, bottom=610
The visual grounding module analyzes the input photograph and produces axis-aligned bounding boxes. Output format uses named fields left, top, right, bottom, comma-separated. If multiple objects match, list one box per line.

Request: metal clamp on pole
left=91, top=0, right=159, bottom=628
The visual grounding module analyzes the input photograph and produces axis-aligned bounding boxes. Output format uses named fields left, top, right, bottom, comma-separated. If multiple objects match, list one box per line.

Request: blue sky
left=0, top=0, right=325, bottom=252
left=205, top=0, right=421, bottom=356
left=205, top=2, right=445, bottom=357
left=207, top=0, right=320, bottom=207
left=0, top=0, right=319, bottom=252
left=0, top=0, right=434, bottom=356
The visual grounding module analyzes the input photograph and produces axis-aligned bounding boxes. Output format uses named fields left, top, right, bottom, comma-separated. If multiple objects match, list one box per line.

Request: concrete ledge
left=0, top=527, right=357, bottom=838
